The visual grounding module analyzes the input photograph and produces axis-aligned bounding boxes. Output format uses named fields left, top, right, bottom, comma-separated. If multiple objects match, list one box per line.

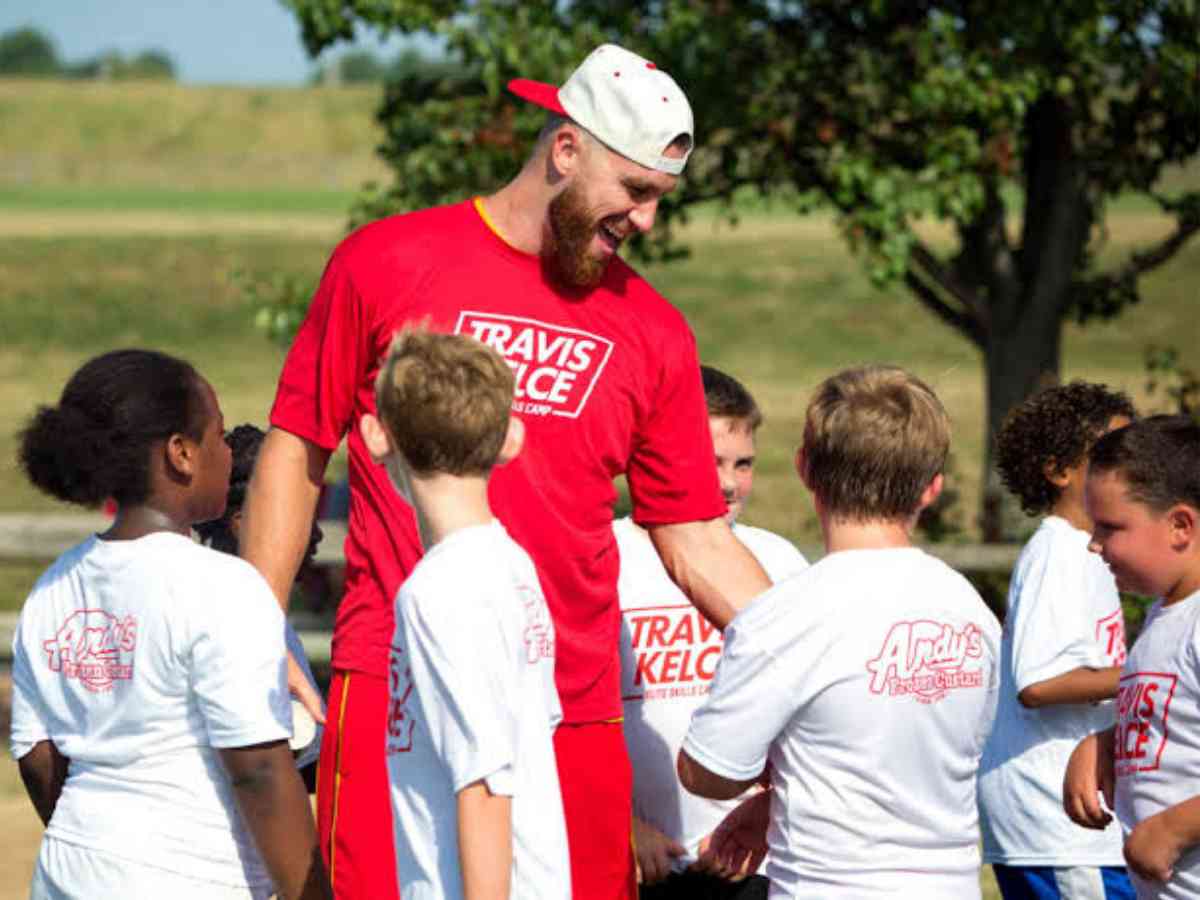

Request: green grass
left=0, top=185, right=359, bottom=215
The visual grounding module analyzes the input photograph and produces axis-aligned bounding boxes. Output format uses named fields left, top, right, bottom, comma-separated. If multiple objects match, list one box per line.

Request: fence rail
left=0, top=513, right=1022, bottom=664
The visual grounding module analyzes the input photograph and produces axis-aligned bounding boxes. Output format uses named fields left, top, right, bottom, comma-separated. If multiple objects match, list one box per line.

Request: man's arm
left=240, top=428, right=331, bottom=612
left=18, top=740, right=69, bottom=826
left=457, top=779, right=513, bottom=900
left=240, top=427, right=332, bottom=722
left=677, top=747, right=762, bottom=801
left=219, top=741, right=331, bottom=900
left=649, top=519, right=770, bottom=630
left=1019, top=666, right=1121, bottom=708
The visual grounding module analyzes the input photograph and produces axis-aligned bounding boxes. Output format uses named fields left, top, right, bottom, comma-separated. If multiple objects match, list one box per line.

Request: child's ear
left=794, top=446, right=811, bottom=489
left=164, top=433, right=196, bottom=480
left=1042, top=459, right=1070, bottom=488
left=497, top=416, right=525, bottom=466
left=359, top=413, right=393, bottom=462
left=917, top=473, right=945, bottom=513
left=1167, top=503, right=1199, bottom=552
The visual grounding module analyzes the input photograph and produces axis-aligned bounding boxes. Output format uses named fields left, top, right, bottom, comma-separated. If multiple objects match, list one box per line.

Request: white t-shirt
left=978, top=516, right=1128, bottom=865
left=683, top=547, right=1001, bottom=899
left=386, top=521, right=570, bottom=900
left=615, top=516, right=807, bottom=868
left=1114, top=590, right=1200, bottom=900
left=9, top=533, right=292, bottom=893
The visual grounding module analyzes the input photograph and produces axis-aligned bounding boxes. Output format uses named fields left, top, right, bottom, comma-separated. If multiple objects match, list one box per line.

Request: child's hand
left=632, top=817, right=685, bottom=885
left=288, top=651, right=326, bottom=725
left=691, top=789, right=769, bottom=882
left=1125, top=811, right=1184, bottom=882
left=1063, top=729, right=1115, bottom=829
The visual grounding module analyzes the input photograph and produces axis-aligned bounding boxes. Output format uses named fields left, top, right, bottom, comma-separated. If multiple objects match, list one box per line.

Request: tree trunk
left=979, top=312, right=1063, bottom=541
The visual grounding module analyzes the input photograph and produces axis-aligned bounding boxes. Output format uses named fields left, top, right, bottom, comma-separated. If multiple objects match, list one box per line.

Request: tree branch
left=1078, top=213, right=1200, bottom=299
left=904, top=255, right=986, bottom=348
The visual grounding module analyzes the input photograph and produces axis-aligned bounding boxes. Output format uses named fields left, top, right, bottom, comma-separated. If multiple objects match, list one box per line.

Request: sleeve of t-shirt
left=189, top=564, right=292, bottom=749
left=9, top=615, right=50, bottom=760
left=627, top=326, right=725, bottom=526
left=682, top=607, right=800, bottom=781
left=402, top=586, right=520, bottom=796
left=1010, top=537, right=1104, bottom=692
left=269, top=249, right=376, bottom=452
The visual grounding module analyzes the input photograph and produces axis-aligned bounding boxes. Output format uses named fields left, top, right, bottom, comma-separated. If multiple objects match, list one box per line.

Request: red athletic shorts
left=316, top=669, right=399, bottom=900
left=554, top=721, right=638, bottom=900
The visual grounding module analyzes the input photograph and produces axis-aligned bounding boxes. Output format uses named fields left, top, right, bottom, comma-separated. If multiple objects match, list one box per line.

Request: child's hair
left=18, top=348, right=207, bottom=507
left=1088, top=415, right=1200, bottom=513
left=995, top=381, right=1136, bottom=515
left=374, top=328, right=515, bottom=476
left=802, top=365, right=949, bottom=521
left=702, top=365, right=762, bottom=431
left=194, top=424, right=323, bottom=567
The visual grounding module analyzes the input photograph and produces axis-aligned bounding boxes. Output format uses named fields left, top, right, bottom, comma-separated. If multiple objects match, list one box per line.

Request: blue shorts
left=992, top=865, right=1135, bottom=900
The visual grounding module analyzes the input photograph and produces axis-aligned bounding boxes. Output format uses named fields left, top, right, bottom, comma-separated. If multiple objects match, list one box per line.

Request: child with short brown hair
left=679, top=365, right=1000, bottom=899
left=360, top=329, right=570, bottom=900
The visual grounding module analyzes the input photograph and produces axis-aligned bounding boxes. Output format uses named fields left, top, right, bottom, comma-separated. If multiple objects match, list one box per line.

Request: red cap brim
left=507, top=78, right=567, bottom=116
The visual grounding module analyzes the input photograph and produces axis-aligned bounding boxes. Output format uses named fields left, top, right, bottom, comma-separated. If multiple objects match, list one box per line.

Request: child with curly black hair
left=979, top=381, right=1137, bottom=900
left=10, top=349, right=328, bottom=899
left=194, top=423, right=325, bottom=775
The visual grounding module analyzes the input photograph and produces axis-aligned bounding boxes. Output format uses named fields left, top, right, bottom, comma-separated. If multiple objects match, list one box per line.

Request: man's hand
left=1063, top=728, right=1116, bottom=829
left=690, top=790, right=769, bottom=882
left=1124, top=810, right=1184, bottom=883
left=288, top=650, right=326, bottom=725
left=632, top=816, right=685, bottom=885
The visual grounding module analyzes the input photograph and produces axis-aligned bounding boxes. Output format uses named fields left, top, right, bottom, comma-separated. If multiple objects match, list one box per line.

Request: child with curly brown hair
left=978, top=381, right=1137, bottom=900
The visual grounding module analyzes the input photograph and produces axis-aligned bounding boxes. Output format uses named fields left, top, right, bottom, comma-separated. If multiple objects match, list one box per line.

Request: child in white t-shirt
left=979, top=382, right=1136, bottom=900
left=193, top=423, right=326, bottom=775
left=620, top=365, right=807, bottom=899
left=10, top=349, right=328, bottom=899
left=1064, top=416, right=1200, bottom=900
left=358, top=329, right=569, bottom=900
left=679, top=365, right=1001, bottom=899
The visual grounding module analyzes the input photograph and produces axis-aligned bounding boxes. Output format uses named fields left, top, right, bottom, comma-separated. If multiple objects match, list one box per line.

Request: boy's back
left=684, top=546, right=1000, bottom=898
left=386, top=520, right=569, bottom=900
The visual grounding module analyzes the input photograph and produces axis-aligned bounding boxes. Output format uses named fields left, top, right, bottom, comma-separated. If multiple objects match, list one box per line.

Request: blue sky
left=0, top=0, right=419, bottom=84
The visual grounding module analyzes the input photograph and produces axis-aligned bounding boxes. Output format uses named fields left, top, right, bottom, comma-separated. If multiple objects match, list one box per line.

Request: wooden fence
left=0, top=513, right=1021, bottom=664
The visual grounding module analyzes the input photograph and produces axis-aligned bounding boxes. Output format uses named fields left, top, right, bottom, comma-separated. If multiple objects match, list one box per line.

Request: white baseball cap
left=508, top=43, right=694, bottom=176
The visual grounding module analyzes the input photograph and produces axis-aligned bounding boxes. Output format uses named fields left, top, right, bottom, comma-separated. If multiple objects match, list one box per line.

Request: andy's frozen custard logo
left=865, top=619, right=985, bottom=704
left=456, top=312, right=614, bottom=418
left=622, top=605, right=722, bottom=702
left=43, top=608, right=137, bottom=693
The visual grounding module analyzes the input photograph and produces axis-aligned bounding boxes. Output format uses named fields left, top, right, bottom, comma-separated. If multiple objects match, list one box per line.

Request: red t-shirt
left=270, top=199, right=725, bottom=722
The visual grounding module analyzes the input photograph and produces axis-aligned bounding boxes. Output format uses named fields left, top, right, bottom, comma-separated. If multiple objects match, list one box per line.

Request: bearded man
left=241, top=43, right=770, bottom=900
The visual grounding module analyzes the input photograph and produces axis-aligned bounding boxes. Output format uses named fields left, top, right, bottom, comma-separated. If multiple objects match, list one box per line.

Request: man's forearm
left=1019, top=666, right=1121, bottom=708
left=18, top=740, right=69, bottom=826
left=457, top=780, right=512, bottom=900
left=649, top=519, right=770, bottom=629
left=220, top=742, right=330, bottom=900
left=240, top=428, right=330, bottom=611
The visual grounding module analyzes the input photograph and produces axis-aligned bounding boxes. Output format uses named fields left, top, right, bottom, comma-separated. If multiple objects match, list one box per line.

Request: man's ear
left=497, top=416, right=525, bottom=466
left=359, top=413, right=393, bottom=462
left=548, top=123, right=587, bottom=179
left=917, top=473, right=945, bottom=514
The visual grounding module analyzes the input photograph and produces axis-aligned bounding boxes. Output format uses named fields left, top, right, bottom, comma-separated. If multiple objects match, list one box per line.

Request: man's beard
left=544, top=181, right=610, bottom=290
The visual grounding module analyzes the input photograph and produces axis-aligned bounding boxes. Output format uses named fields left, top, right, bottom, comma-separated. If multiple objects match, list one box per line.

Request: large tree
left=284, top=0, right=1199, bottom=538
